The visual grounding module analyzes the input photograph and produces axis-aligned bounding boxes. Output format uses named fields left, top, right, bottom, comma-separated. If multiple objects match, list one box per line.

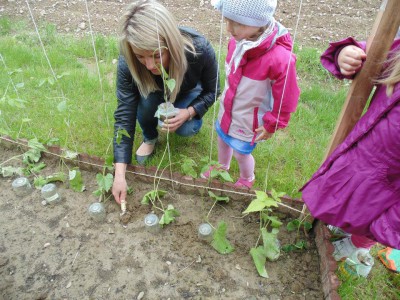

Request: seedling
left=282, top=214, right=313, bottom=252
left=242, top=189, right=285, bottom=278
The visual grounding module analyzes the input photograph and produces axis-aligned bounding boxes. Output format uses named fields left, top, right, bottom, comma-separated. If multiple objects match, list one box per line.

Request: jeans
left=137, top=85, right=203, bottom=142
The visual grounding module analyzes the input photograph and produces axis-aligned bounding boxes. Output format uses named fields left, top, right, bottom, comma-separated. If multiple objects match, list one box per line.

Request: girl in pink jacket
left=205, top=0, right=300, bottom=188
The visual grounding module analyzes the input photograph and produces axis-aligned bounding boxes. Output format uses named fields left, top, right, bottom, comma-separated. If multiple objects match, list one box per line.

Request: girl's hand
left=161, top=108, right=192, bottom=132
left=338, top=45, right=367, bottom=76
left=254, top=126, right=273, bottom=142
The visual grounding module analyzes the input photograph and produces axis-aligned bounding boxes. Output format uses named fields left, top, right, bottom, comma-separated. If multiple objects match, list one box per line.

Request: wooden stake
left=324, top=0, right=400, bottom=158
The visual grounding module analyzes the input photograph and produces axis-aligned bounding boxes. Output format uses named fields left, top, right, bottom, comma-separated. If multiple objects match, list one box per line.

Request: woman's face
left=225, top=18, right=262, bottom=41
left=131, top=45, right=170, bottom=75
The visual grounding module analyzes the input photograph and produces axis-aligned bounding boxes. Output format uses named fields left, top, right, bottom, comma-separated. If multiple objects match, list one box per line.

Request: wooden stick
left=324, top=0, right=400, bottom=158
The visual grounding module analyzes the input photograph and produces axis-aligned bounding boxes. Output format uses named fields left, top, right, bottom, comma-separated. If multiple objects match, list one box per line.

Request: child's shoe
left=234, top=178, right=255, bottom=189
left=332, top=236, right=357, bottom=261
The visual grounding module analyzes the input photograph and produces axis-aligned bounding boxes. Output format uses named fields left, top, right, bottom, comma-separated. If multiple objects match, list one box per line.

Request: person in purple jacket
left=204, top=0, right=300, bottom=188
left=301, top=35, right=400, bottom=266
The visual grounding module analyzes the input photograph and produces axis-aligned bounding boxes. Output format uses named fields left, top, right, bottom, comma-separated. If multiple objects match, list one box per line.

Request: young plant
left=282, top=214, right=313, bottom=252
left=199, top=157, right=233, bottom=183
left=92, top=154, right=114, bottom=202
left=180, top=154, right=197, bottom=178
left=242, top=189, right=285, bottom=278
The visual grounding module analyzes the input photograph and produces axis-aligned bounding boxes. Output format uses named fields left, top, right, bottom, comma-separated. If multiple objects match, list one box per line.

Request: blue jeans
left=137, top=85, right=203, bottom=142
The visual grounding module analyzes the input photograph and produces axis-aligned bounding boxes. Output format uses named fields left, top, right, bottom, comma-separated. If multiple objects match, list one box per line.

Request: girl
left=205, top=0, right=300, bottom=188
left=112, top=0, right=219, bottom=204
left=301, top=35, right=400, bottom=262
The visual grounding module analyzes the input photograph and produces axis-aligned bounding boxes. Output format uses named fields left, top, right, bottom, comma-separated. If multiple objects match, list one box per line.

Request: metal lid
left=12, top=177, right=29, bottom=188
left=41, top=183, right=56, bottom=193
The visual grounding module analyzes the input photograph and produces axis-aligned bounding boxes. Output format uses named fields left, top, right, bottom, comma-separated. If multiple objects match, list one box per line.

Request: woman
left=112, top=0, right=219, bottom=204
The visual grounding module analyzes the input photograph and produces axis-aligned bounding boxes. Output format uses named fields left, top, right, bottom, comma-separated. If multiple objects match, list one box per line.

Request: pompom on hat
left=212, top=0, right=277, bottom=27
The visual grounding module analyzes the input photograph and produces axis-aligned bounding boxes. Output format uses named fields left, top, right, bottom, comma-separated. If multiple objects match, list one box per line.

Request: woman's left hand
left=161, top=108, right=191, bottom=132
left=254, top=126, right=273, bottom=142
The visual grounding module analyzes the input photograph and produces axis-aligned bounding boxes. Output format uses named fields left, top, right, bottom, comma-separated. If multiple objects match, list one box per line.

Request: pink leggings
left=351, top=235, right=376, bottom=249
left=217, top=137, right=255, bottom=181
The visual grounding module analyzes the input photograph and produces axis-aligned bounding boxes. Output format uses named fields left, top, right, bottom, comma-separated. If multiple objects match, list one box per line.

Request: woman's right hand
left=112, top=163, right=128, bottom=204
left=338, top=45, right=367, bottom=76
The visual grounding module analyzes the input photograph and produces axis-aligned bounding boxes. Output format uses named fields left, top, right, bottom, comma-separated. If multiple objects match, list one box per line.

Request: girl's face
left=131, top=46, right=170, bottom=75
left=225, top=18, right=263, bottom=41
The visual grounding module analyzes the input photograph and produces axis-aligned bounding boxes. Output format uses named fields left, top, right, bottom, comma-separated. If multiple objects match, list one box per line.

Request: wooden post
left=324, top=0, right=400, bottom=158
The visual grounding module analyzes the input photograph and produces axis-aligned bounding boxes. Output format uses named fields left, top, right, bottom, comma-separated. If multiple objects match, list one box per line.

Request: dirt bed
left=0, top=141, right=322, bottom=300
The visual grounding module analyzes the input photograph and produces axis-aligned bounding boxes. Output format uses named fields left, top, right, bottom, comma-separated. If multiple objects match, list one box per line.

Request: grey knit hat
left=213, top=0, right=277, bottom=27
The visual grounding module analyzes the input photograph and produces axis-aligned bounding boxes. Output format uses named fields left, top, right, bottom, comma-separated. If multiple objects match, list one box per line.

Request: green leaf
left=141, top=189, right=167, bottom=205
left=44, top=137, right=60, bottom=146
left=208, top=191, right=229, bottom=203
left=28, top=138, right=46, bottom=152
left=287, top=219, right=301, bottom=232
left=8, top=97, right=26, bottom=108
left=211, top=221, right=234, bottom=254
left=57, top=100, right=67, bottom=112
left=242, top=190, right=279, bottom=214
left=219, top=170, right=233, bottom=182
left=115, top=128, right=131, bottom=145
left=33, top=176, right=47, bottom=188
left=165, top=78, right=176, bottom=93
left=270, top=188, right=284, bottom=201
left=303, top=221, right=313, bottom=231
left=46, top=172, right=66, bottom=183
left=281, top=244, right=296, bottom=252
left=261, top=228, right=280, bottom=261
left=69, top=168, right=85, bottom=192
left=181, top=156, right=197, bottom=178
left=28, top=162, right=46, bottom=174
left=104, top=155, right=114, bottom=171
left=15, top=82, right=24, bottom=89
left=62, top=150, right=78, bottom=159
left=250, top=246, right=269, bottom=278
left=159, top=204, right=180, bottom=226
left=95, top=173, right=114, bottom=193
left=1, top=166, right=20, bottom=177
left=22, top=149, right=41, bottom=164
left=265, top=215, right=282, bottom=228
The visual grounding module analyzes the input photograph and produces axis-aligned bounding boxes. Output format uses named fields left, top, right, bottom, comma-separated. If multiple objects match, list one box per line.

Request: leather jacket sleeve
left=113, top=56, right=139, bottom=164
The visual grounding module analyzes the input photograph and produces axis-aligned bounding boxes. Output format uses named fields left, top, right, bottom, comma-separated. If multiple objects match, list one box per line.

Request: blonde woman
left=112, top=0, right=218, bottom=204
left=301, top=33, right=400, bottom=273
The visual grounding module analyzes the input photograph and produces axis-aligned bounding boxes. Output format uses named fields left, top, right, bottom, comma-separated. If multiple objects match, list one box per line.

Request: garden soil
left=0, top=142, right=322, bottom=299
left=0, top=0, right=381, bottom=299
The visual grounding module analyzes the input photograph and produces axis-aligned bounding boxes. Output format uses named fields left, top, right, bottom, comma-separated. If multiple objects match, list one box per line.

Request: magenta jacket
left=218, top=22, right=300, bottom=143
left=301, top=37, right=400, bottom=249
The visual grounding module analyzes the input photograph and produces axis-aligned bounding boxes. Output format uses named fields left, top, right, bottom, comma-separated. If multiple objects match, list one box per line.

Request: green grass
left=0, top=16, right=398, bottom=299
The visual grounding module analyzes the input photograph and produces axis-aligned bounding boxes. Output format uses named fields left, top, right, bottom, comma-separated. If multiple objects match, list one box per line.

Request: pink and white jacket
left=218, top=22, right=300, bottom=143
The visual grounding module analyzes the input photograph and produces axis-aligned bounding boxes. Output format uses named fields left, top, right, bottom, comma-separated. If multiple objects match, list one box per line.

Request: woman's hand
left=338, top=45, right=367, bottom=76
left=112, top=163, right=127, bottom=204
left=254, top=126, right=273, bottom=142
left=161, top=108, right=194, bottom=132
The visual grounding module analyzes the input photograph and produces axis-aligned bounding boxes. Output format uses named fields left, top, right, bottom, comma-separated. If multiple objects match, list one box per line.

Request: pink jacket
left=218, top=22, right=300, bottom=143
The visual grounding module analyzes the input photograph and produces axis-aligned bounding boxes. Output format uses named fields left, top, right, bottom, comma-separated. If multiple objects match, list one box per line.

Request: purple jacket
left=300, top=37, right=400, bottom=249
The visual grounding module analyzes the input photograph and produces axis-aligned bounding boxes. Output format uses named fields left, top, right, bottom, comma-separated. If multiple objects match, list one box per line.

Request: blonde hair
left=120, top=0, right=195, bottom=102
left=376, top=50, right=400, bottom=97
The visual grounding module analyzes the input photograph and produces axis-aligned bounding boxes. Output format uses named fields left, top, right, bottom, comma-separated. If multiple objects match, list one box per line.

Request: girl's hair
left=376, top=50, right=400, bottom=96
left=119, top=0, right=195, bottom=102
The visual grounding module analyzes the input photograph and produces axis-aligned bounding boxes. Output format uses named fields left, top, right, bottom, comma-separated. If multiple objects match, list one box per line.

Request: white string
left=208, top=12, right=225, bottom=162
left=25, top=0, right=78, bottom=153
left=0, top=54, right=22, bottom=100
left=83, top=0, right=110, bottom=128
left=263, top=0, right=304, bottom=192
left=0, top=136, right=303, bottom=214
left=25, top=0, right=57, bottom=81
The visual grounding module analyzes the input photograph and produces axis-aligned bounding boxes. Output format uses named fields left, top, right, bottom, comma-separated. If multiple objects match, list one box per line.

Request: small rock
left=166, top=261, right=171, bottom=265
left=66, top=281, right=72, bottom=289
left=78, top=22, right=86, bottom=30
left=41, top=200, right=47, bottom=206
left=137, top=291, right=144, bottom=300
left=196, top=255, right=201, bottom=263
left=235, top=264, right=241, bottom=270
left=43, top=242, right=51, bottom=248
